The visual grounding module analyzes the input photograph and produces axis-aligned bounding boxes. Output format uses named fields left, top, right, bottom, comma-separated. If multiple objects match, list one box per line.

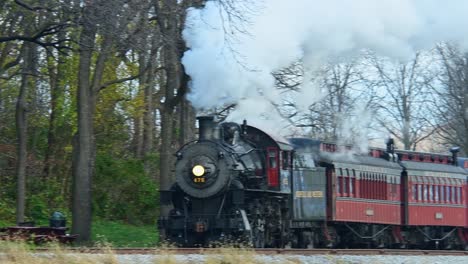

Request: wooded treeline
left=0, top=0, right=467, bottom=244
left=0, top=0, right=201, bottom=242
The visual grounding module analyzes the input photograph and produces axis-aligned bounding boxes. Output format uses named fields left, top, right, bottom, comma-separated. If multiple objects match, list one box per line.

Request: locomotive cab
left=242, top=125, right=293, bottom=192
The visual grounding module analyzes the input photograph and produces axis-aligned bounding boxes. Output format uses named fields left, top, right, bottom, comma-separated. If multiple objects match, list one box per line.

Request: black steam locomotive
left=158, top=116, right=300, bottom=247
left=158, top=116, right=468, bottom=249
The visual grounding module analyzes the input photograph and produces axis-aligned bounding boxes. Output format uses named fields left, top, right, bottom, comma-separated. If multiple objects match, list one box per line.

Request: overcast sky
left=181, top=0, right=468, bottom=147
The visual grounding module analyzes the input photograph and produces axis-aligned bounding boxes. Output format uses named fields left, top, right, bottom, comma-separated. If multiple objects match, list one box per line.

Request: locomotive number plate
left=193, top=177, right=205, bottom=183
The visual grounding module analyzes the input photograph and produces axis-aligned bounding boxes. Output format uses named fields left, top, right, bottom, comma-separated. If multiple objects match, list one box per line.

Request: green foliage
left=0, top=199, right=15, bottom=224
left=25, top=189, right=70, bottom=226
left=0, top=176, right=70, bottom=226
left=0, top=173, right=18, bottom=224
left=143, top=152, right=160, bottom=181
left=92, top=220, right=158, bottom=247
left=93, top=153, right=158, bottom=224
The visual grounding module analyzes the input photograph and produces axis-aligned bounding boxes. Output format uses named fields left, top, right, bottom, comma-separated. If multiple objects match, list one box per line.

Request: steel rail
left=28, top=247, right=468, bottom=256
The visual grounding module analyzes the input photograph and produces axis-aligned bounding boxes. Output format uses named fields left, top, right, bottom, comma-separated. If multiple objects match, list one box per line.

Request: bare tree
left=428, top=45, right=468, bottom=155
left=370, top=52, right=436, bottom=150
left=273, top=58, right=373, bottom=144
left=318, top=61, right=371, bottom=142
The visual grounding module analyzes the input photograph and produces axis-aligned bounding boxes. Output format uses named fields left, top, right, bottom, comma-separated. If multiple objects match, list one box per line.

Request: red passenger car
left=320, top=147, right=401, bottom=225
left=314, top=142, right=468, bottom=249
left=395, top=150, right=467, bottom=249
left=399, top=153, right=466, bottom=227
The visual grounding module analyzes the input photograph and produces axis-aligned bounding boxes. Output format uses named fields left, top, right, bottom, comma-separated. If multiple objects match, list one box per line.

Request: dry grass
left=205, top=247, right=258, bottom=264
left=152, top=245, right=178, bottom=264
left=0, top=241, right=355, bottom=264
left=0, top=241, right=118, bottom=264
left=204, top=247, right=307, bottom=264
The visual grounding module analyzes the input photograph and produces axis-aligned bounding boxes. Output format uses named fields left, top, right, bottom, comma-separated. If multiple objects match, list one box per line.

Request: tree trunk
left=159, top=40, right=180, bottom=219
left=44, top=31, right=65, bottom=178
left=142, top=56, right=155, bottom=162
left=15, top=42, right=36, bottom=224
left=133, top=114, right=144, bottom=158
left=179, top=98, right=196, bottom=145
left=464, top=59, right=468, bottom=154
left=143, top=77, right=154, bottom=153
left=401, top=91, right=411, bottom=150
left=72, top=6, right=97, bottom=242
left=156, top=0, right=183, bottom=239
left=72, top=0, right=117, bottom=242
left=464, top=83, right=468, bottom=154
left=134, top=37, right=149, bottom=159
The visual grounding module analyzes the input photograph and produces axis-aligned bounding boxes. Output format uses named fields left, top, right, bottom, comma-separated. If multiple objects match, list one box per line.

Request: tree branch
left=99, top=75, right=140, bottom=91
left=14, top=0, right=54, bottom=12
left=99, top=66, right=165, bottom=91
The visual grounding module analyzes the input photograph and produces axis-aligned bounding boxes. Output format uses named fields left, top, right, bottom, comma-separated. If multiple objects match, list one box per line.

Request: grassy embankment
left=0, top=219, right=158, bottom=247
left=91, top=220, right=158, bottom=247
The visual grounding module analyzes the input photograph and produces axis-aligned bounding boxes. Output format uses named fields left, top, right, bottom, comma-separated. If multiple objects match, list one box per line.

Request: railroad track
left=31, top=247, right=468, bottom=256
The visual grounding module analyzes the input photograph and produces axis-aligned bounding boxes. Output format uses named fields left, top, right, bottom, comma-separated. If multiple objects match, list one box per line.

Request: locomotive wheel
left=176, top=142, right=231, bottom=198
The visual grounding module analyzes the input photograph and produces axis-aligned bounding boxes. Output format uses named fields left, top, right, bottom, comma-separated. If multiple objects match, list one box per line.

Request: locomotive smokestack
left=197, top=116, right=215, bottom=140
left=242, top=119, right=247, bottom=135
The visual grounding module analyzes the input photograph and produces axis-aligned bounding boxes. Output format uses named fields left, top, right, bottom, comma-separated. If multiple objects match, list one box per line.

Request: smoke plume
left=182, top=0, right=468, bottom=137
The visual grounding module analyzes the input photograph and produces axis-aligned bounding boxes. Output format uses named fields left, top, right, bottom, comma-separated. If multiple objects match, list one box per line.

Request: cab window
left=268, top=150, right=277, bottom=168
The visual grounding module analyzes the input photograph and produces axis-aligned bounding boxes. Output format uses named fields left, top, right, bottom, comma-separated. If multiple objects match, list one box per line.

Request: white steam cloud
left=182, top=0, right=468, bottom=138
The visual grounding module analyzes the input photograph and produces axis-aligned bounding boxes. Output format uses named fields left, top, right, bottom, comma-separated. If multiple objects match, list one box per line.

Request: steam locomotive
left=158, top=116, right=468, bottom=249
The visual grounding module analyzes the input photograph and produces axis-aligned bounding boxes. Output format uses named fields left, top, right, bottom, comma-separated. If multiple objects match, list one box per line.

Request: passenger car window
left=458, top=187, right=462, bottom=204
left=440, top=185, right=444, bottom=203
left=418, top=184, right=422, bottom=201
left=343, top=169, right=348, bottom=194
left=452, top=186, right=457, bottom=203
left=446, top=186, right=450, bottom=203
left=347, top=169, right=353, bottom=195
left=429, top=185, right=433, bottom=202
left=423, top=185, right=428, bottom=201
left=336, top=169, right=341, bottom=194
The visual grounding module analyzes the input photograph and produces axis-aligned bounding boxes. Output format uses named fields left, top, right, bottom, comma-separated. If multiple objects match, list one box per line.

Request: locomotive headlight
left=192, top=165, right=205, bottom=177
